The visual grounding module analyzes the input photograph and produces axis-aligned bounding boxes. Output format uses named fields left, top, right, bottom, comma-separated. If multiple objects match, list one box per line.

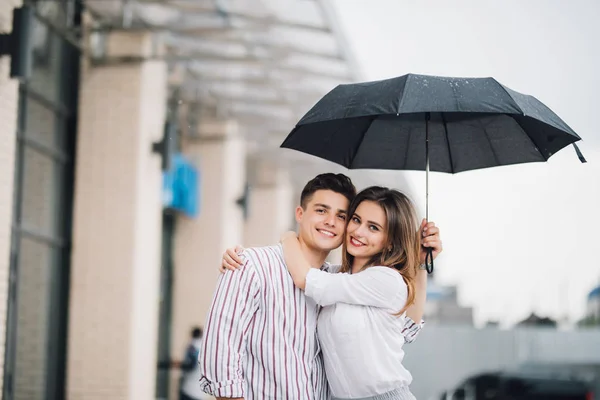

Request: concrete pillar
left=244, top=159, right=295, bottom=247
left=0, top=1, right=21, bottom=394
left=169, top=119, right=246, bottom=399
left=67, top=31, right=165, bottom=400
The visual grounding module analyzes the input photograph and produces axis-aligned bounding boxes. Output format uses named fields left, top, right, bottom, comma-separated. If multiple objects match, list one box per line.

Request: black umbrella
left=281, top=73, right=586, bottom=273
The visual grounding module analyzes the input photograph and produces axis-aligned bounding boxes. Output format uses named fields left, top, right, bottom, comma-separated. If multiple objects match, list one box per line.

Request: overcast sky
left=331, top=0, right=600, bottom=326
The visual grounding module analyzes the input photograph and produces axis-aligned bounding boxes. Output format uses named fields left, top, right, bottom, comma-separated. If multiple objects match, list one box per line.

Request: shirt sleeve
left=198, top=259, right=260, bottom=398
left=402, top=316, right=425, bottom=344
left=326, top=263, right=342, bottom=273
left=304, top=266, right=405, bottom=308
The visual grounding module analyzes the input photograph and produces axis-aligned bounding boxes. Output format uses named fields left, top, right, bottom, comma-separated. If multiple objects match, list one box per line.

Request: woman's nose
left=354, top=224, right=367, bottom=237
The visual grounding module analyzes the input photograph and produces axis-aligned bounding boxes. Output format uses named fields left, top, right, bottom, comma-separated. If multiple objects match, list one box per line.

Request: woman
left=222, top=186, right=442, bottom=399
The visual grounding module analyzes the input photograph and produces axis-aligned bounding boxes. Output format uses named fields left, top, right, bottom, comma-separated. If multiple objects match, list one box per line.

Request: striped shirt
left=199, top=245, right=329, bottom=400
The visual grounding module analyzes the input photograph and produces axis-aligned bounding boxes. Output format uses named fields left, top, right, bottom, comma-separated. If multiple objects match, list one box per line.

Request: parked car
left=446, top=371, right=594, bottom=400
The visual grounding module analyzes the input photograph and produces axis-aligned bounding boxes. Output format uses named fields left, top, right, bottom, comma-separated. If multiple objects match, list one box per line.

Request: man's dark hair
left=300, top=173, right=356, bottom=209
left=191, top=326, right=203, bottom=338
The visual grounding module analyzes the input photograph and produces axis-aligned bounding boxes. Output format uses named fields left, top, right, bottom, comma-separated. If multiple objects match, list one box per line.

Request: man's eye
left=316, top=209, right=325, bottom=213
left=338, top=215, right=346, bottom=221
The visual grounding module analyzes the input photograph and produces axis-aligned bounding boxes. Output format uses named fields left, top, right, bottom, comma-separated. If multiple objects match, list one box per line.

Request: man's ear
left=295, top=205, right=304, bottom=223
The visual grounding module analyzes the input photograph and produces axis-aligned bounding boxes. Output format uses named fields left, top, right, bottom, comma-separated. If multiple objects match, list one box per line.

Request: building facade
left=0, top=1, right=360, bottom=399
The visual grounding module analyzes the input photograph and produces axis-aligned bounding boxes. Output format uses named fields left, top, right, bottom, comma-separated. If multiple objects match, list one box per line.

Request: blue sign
left=162, top=153, right=200, bottom=218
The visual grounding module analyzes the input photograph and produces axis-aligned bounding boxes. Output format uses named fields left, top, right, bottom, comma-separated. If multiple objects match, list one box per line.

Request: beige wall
left=0, top=0, right=22, bottom=395
left=67, top=32, right=165, bottom=400
left=244, top=162, right=295, bottom=247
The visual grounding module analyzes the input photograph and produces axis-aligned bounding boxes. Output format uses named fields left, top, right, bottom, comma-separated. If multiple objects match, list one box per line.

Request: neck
left=351, top=257, right=369, bottom=274
left=298, top=236, right=329, bottom=268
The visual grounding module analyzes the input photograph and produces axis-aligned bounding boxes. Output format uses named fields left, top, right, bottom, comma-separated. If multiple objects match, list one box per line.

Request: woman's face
left=345, top=200, right=388, bottom=266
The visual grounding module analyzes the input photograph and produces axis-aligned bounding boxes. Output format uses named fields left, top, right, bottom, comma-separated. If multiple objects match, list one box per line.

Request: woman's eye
left=352, top=217, right=360, bottom=223
left=369, top=225, right=379, bottom=231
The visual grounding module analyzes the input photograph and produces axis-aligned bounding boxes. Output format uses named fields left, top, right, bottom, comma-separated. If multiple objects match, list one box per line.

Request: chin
left=316, top=239, right=342, bottom=251
left=322, top=243, right=343, bottom=252
left=346, top=247, right=360, bottom=257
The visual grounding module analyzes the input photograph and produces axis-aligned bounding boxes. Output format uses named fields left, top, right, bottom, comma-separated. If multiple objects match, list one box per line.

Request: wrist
left=416, top=264, right=429, bottom=280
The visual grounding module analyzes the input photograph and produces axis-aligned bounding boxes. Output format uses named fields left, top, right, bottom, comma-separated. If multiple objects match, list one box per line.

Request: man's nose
left=324, top=214, right=336, bottom=226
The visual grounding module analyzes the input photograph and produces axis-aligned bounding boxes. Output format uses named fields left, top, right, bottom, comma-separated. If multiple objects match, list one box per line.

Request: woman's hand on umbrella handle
left=219, top=245, right=245, bottom=273
left=419, top=219, right=443, bottom=269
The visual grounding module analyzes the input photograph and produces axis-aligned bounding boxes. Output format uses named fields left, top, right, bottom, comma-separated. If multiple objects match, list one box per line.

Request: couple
left=198, top=173, right=442, bottom=400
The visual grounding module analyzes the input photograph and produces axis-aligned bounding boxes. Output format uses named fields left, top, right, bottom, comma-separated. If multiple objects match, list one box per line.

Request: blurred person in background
left=179, top=326, right=207, bottom=400
left=220, top=184, right=442, bottom=399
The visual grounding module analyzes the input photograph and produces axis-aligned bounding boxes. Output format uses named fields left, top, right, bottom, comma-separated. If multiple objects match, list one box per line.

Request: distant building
left=587, top=285, right=600, bottom=320
left=424, top=281, right=474, bottom=325
left=517, top=312, right=557, bottom=328
left=485, top=320, right=500, bottom=328
left=579, top=284, right=600, bottom=327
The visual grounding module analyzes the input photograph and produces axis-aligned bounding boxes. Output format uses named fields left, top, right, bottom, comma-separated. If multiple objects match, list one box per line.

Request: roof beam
left=165, top=35, right=343, bottom=62
left=89, top=23, right=266, bottom=35
left=89, top=1, right=331, bottom=34
left=178, top=80, right=328, bottom=98
left=181, top=68, right=340, bottom=91
left=136, top=0, right=332, bottom=33
left=188, top=60, right=351, bottom=82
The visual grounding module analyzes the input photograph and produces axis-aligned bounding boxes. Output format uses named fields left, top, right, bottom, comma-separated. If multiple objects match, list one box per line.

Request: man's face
left=296, top=189, right=349, bottom=252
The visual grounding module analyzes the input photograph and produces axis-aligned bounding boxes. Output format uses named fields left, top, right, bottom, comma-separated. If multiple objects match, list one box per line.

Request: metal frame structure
left=83, top=0, right=361, bottom=150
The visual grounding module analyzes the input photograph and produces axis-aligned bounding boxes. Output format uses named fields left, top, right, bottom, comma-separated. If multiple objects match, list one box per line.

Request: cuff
left=402, top=317, right=425, bottom=344
left=199, top=376, right=244, bottom=397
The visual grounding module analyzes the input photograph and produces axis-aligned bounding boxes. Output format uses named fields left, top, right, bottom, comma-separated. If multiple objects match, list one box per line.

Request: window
left=3, top=3, right=81, bottom=400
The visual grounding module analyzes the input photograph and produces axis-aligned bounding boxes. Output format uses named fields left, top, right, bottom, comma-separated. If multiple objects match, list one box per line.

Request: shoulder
left=366, top=265, right=404, bottom=277
left=241, top=245, right=285, bottom=272
left=365, top=266, right=407, bottom=289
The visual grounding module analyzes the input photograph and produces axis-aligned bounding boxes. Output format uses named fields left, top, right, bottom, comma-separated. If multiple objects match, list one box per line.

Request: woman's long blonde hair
left=340, top=186, right=421, bottom=315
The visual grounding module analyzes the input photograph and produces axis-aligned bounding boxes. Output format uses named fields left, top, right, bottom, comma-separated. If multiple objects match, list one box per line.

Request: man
left=179, top=327, right=208, bottom=400
left=198, top=173, right=356, bottom=400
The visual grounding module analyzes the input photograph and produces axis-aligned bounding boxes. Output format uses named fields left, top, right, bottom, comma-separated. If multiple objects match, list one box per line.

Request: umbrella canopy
left=281, top=73, right=585, bottom=173
left=281, top=73, right=586, bottom=272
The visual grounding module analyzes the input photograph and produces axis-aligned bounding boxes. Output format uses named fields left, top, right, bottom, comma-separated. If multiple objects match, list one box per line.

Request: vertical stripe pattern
left=199, top=245, right=329, bottom=400
left=401, top=318, right=424, bottom=344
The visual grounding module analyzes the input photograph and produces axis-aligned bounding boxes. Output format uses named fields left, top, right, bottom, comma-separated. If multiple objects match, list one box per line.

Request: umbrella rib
left=481, top=123, right=502, bottom=166
left=513, top=117, right=550, bottom=162
left=493, top=79, right=524, bottom=115
left=349, top=116, right=377, bottom=168
left=396, top=74, right=412, bottom=114
left=440, top=113, right=455, bottom=173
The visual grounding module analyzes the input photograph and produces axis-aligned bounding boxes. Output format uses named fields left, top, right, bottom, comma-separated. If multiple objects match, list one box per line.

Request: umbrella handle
left=424, top=113, right=434, bottom=275
left=425, top=248, right=434, bottom=274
